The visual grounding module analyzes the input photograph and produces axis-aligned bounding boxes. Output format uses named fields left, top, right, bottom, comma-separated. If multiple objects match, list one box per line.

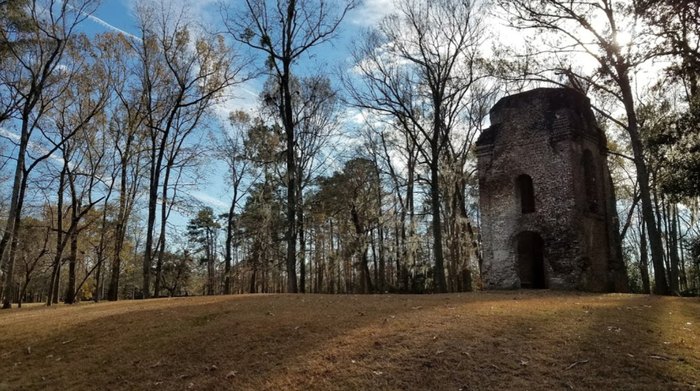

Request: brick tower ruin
left=476, top=88, right=628, bottom=292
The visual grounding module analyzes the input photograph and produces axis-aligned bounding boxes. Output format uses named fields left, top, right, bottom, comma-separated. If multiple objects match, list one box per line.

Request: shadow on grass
left=565, top=295, right=700, bottom=390
left=0, top=292, right=698, bottom=390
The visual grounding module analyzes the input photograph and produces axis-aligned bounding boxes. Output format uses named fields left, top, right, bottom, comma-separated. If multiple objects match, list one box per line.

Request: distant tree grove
left=0, top=0, right=698, bottom=307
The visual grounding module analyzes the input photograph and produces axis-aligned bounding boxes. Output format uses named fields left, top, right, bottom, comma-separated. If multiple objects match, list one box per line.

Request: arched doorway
left=516, top=231, right=546, bottom=289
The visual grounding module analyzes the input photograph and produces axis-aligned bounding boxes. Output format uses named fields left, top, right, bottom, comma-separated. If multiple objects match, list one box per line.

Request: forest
left=0, top=0, right=699, bottom=309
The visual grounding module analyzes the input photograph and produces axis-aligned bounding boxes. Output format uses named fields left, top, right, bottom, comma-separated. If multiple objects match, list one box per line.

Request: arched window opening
left=582, top=150, right=598, bottom=212
left=516, top=174, right=535, bottom=214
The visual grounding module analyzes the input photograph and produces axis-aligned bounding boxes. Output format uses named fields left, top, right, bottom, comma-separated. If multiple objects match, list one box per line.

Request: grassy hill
left=0, top=292, right=698, bottom=390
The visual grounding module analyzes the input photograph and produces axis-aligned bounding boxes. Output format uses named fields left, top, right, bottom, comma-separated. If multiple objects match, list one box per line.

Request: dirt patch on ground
left=0, top=291, right=698, bottom=390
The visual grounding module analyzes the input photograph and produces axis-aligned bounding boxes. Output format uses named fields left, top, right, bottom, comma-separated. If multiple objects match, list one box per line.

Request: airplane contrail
left=62, top=0, right=142, bottom=42
left=84, top=12, right=142, bottom=42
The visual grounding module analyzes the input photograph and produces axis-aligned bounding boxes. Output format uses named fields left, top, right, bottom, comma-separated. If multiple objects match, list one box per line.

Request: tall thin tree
left=224, top=0, right=356, bottom=293
left=135, top=0, right=242, bottom=298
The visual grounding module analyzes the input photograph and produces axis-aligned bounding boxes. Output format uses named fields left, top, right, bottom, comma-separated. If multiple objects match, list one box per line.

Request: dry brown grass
left=0, top=291, right=698, bottom=390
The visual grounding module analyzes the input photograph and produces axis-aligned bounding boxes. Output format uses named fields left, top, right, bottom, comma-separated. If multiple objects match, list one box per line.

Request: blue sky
left=83, top=0, right=394, bottom=62
left=70, top=0, right=396, bottom=237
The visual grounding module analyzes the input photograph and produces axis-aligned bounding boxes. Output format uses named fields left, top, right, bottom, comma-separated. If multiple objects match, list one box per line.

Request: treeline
left=0, top=0, right=698, bottom=307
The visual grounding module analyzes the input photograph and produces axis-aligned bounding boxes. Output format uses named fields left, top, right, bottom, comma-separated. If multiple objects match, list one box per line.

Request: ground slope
left=0, top=292, right=698, bottom=390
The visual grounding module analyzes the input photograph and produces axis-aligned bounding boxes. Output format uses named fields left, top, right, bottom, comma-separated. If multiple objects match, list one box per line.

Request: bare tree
left=218, top=111, right=259, bottom=294
left=102, top=32, right=148, bottom=301
left=293, top=76, right=340, bottom=293
left=224, top=0, right=357, bottom=293
left=344, top=0, right=485, bottom=292
left=260, top=74, right=341, bottom=292
left=441, top=84, right=494, bottom=291
left=372, top=119, right=421, bottom=291
left=134, top=0, right=243, bottom=298
left=0, top=0, right=100, bottom=308
left=35, top=33, right=111, bottom=305
left=56, top=46, right=110, bottom=304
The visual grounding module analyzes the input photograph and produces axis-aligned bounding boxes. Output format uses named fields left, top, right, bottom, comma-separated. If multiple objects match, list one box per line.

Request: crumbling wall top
left=476, top=88, right=600, bottom=148
left=489, top=88, right=593, bottom=125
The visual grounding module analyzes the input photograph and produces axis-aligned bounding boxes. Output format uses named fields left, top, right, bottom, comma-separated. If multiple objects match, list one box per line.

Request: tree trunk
left=207, top=227, right=214, bottom=295
left=298, top=203, right=306, bottom=293
left=429, top=156, right=447, bottom=293
left=250, top=264, right=257, bottom=293
left=52, top=261, right=61, bottom=304
left=315, top=228, right=324, bottom=293
left=282, top=61, right=298, bottom=293
left=143, top=139, right=158, bottom=299
left=94, top=258, right=103, bottom=302
left=371, top=229, right=378, bottom=291
left=667, top=202, right=681, bottom=295
left=0, top=113, right=30, bottom=309
left=93, top=195, right=112, bottom=303
left=47, top=166, right=67, bottom=306
left=107, top=147, right=133, bottom=301
left=64, top=200, right=79, bottom=305
left=143, top=119, right=172, bottom=299
left=351, top=205, right=373, bottom=293
left=374, top=165, right=386, bottom=292
left=639, top=221, right=651, bottom=294
left=47, top=259, right=61, bottom=306
left=395, top=220, right=402, bottom=291
left=405, top=150, right=416, bottom=291
left=618, top=75, right=668, bottom=295
left=677, top=206, right=688, bottom=291
left=328, top=219, right=335, bottom=294
left=1, top=156, right=33, bottom=309
left=2, top=212, right=22, bottom=309
left=653, top=186, right=671, bottom=285
left=224, top=188, right=236, bottom=295
left=154, top=161, right=173, bottom=298
left=0, top=124, right=27, bottom=285
left=19, top=266, right=31, bottom=308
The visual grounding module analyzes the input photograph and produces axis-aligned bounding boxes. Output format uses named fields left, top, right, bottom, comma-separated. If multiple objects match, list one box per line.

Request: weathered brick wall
left=476, top=88, right=627, bottom=292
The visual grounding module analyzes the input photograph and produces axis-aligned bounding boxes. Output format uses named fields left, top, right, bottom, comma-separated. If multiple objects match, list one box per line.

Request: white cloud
left=190, top=190, right=229, bottom=211
left=0, top=126, right=19, bottom=143
left=210, top=80, right=261, bottom=128
left=0, top=125, right=68, bottom=168
left=124, top=0, right=220, bottom=28
left=348, top=0, right=396, bottom=26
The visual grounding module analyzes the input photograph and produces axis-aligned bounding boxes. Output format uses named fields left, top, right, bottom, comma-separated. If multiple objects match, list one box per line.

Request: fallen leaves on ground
left=0, top=292, right=698, bottom=390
